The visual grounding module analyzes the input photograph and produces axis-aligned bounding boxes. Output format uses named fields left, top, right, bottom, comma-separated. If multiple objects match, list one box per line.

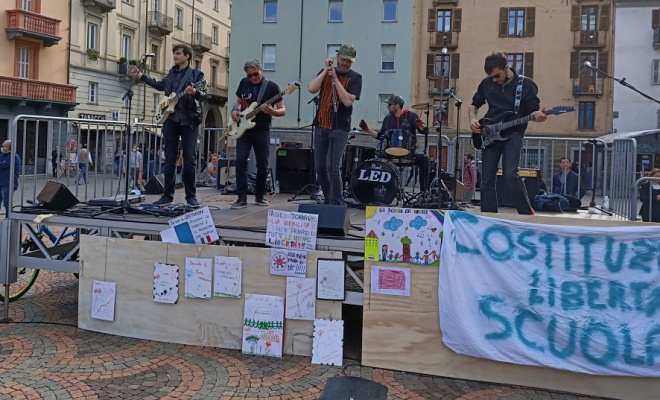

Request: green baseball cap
left=337, top=43, right=357, bottom=62
left=388, top=95, right=405, bottom=107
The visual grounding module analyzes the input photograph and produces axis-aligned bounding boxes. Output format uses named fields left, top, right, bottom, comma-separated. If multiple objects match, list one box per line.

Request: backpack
left=533, top=193, right=572, bottom=212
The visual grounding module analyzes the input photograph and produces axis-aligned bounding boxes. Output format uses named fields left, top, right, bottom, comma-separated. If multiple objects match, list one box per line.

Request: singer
left=468, top=52, right=546, bottom=215
left=308, top=43, right=362, bottom=205
left=131, top=43, right=206, bottom=207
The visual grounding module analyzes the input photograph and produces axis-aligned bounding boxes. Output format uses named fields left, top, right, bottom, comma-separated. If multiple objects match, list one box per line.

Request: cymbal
left=411, top=102, right=433, bottom=109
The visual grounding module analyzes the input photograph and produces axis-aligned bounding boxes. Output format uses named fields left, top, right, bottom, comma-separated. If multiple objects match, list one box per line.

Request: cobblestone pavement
left=0, top=271, right=610, bottom=400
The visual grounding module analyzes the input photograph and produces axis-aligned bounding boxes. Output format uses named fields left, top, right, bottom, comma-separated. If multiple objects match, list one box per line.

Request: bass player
left=468, top=52, right=546, bottom=215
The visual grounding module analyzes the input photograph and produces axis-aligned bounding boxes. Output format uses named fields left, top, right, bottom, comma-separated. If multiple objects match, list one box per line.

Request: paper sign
left=91, top=280, right=116, bottom=321
left=168, top=206, right=219, bottom=244
left=242, top=294, right=284, bottom=357
left=370, top=265, right=411, bottom=296
left=265, top=209, right=318, bottom=250
left=213, top=256, right=242, bottom=298
left=317, top=259, right=345, bottom=300
left=159, top=227, right=180, bottom=243
left=312, top=319, right=344, bottom=366
left=286, top=277, right=316, bottom=320
left=153, top=263, right=179, bottom=304
left=270, top=248, right=308, bottom=277
left=184, top=257, right=212, bottom=299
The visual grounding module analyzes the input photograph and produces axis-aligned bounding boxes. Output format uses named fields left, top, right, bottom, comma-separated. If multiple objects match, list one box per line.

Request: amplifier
left=276, top=148, right=313, bottom=193
left=496, top=168, right=541, bottom=207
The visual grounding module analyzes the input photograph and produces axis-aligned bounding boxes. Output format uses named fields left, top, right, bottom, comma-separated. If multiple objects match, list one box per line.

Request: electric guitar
left=226, top=80, right=301, bottom=140
left=154, top=80, right=207, bottom=124
left=472, top=106, right=575, bottom=149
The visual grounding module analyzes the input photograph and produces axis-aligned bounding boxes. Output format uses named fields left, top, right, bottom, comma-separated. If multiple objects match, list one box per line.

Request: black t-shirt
left=235, top=77, right=281, bottom=131
left=377, top=110, right=422, bottom=144
left=313, top=68, right=362, bottom=131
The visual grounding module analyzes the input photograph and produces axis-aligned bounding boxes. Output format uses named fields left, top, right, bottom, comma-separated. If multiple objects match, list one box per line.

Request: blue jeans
left=77, top=163, right=87, bottom=183
left=314, top=128, right=348, bottom=204
left=480, top=133, right=533, bottom=214
left=162, top=119, right=197, bottom=199
left=0, top=185, right=9, bottom=217
left=235, top=128, right=270, bottom=201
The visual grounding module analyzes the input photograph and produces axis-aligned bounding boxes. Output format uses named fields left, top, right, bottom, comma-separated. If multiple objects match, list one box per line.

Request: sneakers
left=152, top=195, right=173, bottom=206
left=186, top=197, right=201, bottom=207
left=231, top=199, right=248, bottom=210
left=255, top=198, right=270, bottom=206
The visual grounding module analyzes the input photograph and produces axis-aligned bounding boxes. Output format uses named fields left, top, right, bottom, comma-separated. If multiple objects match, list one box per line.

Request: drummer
left=359, top=95, right=430, bottom=191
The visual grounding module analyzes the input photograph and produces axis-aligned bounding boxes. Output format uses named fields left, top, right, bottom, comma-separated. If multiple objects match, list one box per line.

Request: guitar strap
left=256, top=78, right=269, bottom=104
left=175, top=67, right=195, bottom=94
left=513, top=75, right=525, bottom=115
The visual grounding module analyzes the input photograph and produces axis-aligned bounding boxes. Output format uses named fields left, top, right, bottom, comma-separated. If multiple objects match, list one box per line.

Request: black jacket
left=639, top=182, right=660, bottom=222
left=141, top=65, right=207, bottom=126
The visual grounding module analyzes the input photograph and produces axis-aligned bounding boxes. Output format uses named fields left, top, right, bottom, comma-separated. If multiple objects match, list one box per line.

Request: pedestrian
left=0, top=140, right=21, bottom=217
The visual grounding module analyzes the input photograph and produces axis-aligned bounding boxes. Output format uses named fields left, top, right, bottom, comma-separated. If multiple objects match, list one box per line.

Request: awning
left=596, top=129, right=660, bottom=144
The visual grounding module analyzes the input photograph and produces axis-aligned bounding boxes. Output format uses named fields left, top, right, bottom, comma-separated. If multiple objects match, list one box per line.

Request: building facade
left=412, top=0, right=615, bottom=139
left=613, top=0, right=660, bottom=133
left=0, top=0, right=77, bottom=173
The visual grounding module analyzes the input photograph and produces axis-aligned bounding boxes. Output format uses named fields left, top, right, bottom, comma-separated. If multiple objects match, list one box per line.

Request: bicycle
left=0, top=224, right=79, bottom=302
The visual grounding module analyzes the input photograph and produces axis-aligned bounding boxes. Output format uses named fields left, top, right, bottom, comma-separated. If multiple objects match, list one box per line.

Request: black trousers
left=162, top=119, right=197, bottom=199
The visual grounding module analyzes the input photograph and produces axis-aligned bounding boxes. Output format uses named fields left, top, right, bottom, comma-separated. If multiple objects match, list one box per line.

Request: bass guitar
left=154, top=80, right=207, bottom=124
left=472, top=106, right=575, bottom=149
left=226, top=80, right=301, bottom=140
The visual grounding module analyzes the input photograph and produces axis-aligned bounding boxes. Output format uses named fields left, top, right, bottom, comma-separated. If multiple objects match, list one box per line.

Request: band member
left=230, top=59, right=285, bottom=210
left=132, top=44, right=206, bottom=207
left=469, top=52, right=547, bottom=214
left=360, top=95, right=429, bottom=191
left=308, top=43, right=362, bottom=205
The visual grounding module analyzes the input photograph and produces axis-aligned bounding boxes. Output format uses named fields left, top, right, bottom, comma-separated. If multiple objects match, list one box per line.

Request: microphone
left=142, top=53, right=156, bottom=58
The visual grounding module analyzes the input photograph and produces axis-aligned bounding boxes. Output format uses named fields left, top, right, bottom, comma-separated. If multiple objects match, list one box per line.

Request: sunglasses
left=246, top=72, right=260, bottom=78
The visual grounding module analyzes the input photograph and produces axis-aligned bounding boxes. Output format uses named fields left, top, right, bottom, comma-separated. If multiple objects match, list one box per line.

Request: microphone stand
left=584, top=62, right=660, bottom=104
left=448, top=90, right=463, bottom=204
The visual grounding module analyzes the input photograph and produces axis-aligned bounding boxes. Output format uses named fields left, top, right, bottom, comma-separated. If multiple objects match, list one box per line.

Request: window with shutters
left=428, top=8, right=461, bottom=49
left=571, top=5, right=609, bottom=48
left=426, top=53, right=459, bottom=95
left=578, top=101, right=595, bottom=130
left=499, top=7, right=535, bottom=37
left=570, top=51, right=607, bottom=95
left=18, top=47, right=30, bottom=79
left=14, top=40, right=38, bottom=79
left=507, top=53, right=534, bottom=79
left=653, top=60, right=660, bottom=85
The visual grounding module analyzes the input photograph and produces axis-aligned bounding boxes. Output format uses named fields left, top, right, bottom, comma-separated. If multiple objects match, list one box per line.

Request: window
left=436, top=10, right=452, bottom=32
left=195, top=17, right=202, bottom=34
left=211, top=64, right=218, bottom=85
left=264, top=0, right=277, bottom=23
left=175, top=7, right=183, bottom=29
left=121, top=34, right=132, bottom=59
left=214, top=0, right=219, bottom=11
left=381, top=45, right=395, bottom=71
left=570, top=50, right=607, bottom=94
left=153, top=0, right=159, bottom=12
left=653, top=59, right=660, bottom=85
left=212, top=25, right=219, bottom=44
left=150, top=44, right=159, bottom=71
left=88, top=82, right=98, bottom=104
left=329, top=0, right=343, bottom=22
left=499, top=7, right=535, bottom=37
left=379, top=94, right=393, bottom=122
left=87, top=23, right=98, bottom=50
left=507, top=52, right=534, bottom=78
left=194, top=59, right=201, bottom=69
left=578, top=102, right=595, bottom=129
left=152, top=93, right=159, bottom=111
left=383, top=0, right=397, bottom=22
left=227, top=33, right=231, bottom=54
left=262, top=45, right=276, bottom=70
left=122, top=0, right=133, bottom=5
left=581, top=6, right=597, bottom=31
left=327, top=44, right=340, bottom=59
left=426, top=52, right=460, bottom=93
left=229, top=4, right=231, bottom=19
left=18, top=47, right=30, bottom=79
left=21, top=0, right=32, bottom=11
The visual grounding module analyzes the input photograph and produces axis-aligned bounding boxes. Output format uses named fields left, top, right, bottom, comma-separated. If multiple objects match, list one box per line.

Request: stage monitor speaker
left=496, top=168, right=540, bottom=207
left=277, top=148, right=313, bottom=194
left=319, top=376, right=388, bottom=400
left=298, top=203, right=350, bottom=237
left=37, top=181, right=79, bottom=210
left=144, top=174, right=165, bottom=194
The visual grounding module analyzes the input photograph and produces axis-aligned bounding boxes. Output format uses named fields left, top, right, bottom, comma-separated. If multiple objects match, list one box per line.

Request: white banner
left=440, top=210, right=660, bottom=377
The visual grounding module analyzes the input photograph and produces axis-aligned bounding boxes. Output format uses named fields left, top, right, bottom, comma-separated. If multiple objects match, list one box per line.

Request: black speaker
left=298, top=204, right=350, bottom=236
left=496, top=169, right=540, bottom=207
left=145, top=174, right=165, bottom=194
left=277, top=148, right=313, bottom=194
left=37, top=181, right=79, bottom=210
left=319, top=377, right=388, bottom=400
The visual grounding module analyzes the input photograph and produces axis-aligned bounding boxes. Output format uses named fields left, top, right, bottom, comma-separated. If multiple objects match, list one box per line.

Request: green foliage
left=86, top=48, right=100, bottom=61
left=119, top=57, right=127, bottom=64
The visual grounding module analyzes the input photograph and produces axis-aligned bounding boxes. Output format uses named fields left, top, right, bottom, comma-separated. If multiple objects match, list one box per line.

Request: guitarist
left=468, top=52, right=547, bottom=215
left=230, top=59, right=285, bottom=210
left=131, top=44, right=206, bottom=207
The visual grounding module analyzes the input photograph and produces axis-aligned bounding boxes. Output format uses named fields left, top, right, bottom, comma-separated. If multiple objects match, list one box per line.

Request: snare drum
left=350, top=159, right=400, bottom=206
left=385, top=129, right=415, bottom=157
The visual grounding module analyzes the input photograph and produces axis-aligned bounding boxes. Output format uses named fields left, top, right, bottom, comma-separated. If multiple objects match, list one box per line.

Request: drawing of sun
left=273, top=255, right=286, bottom=268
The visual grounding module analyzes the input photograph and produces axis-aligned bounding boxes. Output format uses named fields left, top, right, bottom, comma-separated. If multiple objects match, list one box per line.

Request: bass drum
left=350, top=159, right=400, bottom=206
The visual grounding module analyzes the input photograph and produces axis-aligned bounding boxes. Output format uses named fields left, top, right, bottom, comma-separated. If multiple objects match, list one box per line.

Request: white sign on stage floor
left=440, top=210, right=660, bottom=377
left=265, top=209, right=318, bottom=251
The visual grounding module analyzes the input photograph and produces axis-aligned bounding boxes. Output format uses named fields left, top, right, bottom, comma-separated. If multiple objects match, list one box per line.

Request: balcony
left=5, top=9, right=61, bottom=47
left=573, top=30, right=607, bottom=49
left=427, top=76, right=456, bottom=97
left=192, top=32, right=212, bottom=53
left=207, top=84, right=228, bottom=106
left=0, top=76, right=76, bottom=103
left=430, top=31, right=458, bottom=50
left=81, top=0, right=116, bottom=13
left=147, top=11, right=173, bottom=36
left=432, top=0, right=459, bottom=5
left=572, top=78, right=604, bottom=97
left=654, top=27, right=660, bottom=49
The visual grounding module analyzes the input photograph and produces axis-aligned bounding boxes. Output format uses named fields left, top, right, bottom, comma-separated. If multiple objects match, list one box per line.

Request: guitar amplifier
left=276, top=148, right=313, bottom=193
left=496, top=168, right=541, bottom=207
